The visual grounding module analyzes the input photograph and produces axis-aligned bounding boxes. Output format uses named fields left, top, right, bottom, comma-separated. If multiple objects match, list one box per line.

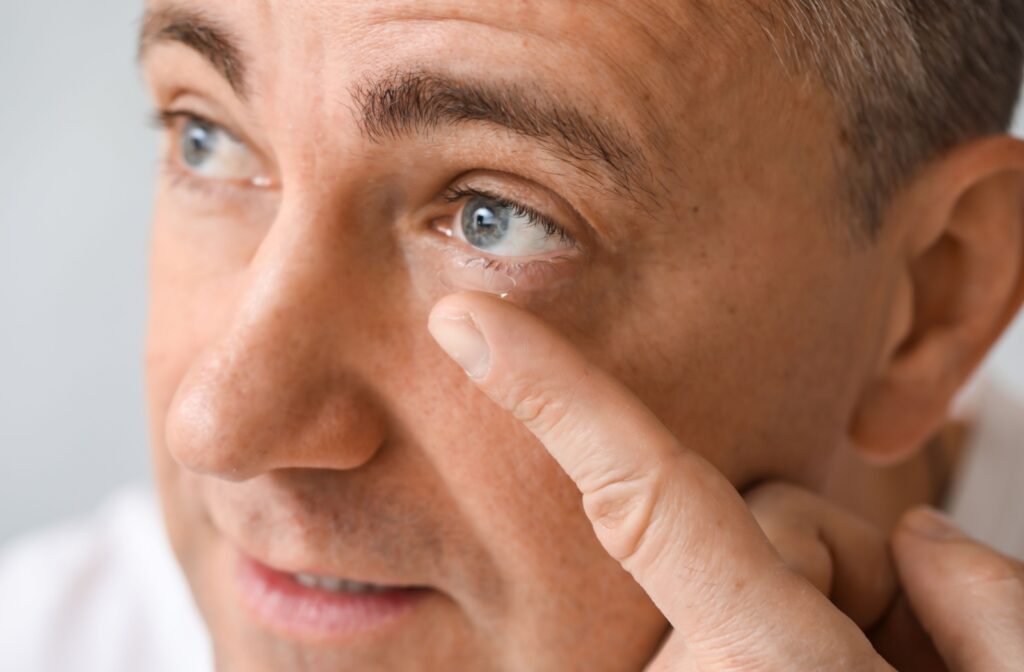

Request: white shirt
left=0, top=487, right=213, bottom=672
left=0, top=381, right=1020, bottom=672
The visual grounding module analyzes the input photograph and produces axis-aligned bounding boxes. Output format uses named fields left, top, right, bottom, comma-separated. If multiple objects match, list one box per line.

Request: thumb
left=892, top=507, right=1024, bottom=672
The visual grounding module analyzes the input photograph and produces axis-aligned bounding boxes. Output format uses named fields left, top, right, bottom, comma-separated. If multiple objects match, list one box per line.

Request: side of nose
left=163, top=205, right=389, bottom=481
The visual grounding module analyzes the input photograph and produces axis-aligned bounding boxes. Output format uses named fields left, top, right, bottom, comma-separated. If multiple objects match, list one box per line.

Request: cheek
left=144, top=203, right=258, bottom=558
left=144, top=187, right=268, bottom=413
left=145, top=227, right=242, bottom=468
left=579, top=227, right=883, bottom=490
left=386, top=350, right=589, bottom=562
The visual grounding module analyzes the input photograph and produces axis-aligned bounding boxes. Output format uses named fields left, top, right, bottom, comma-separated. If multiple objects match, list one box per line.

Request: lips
left=235, top=549, right=432, bottom=642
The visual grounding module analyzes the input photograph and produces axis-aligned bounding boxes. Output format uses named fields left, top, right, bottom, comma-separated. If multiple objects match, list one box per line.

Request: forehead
left=142, top=0, right=774, bottom=168
left=168, top=0, right=738, bottom=70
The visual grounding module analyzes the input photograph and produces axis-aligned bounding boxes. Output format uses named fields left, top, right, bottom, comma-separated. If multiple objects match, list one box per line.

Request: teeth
left=293, top=573, right=389, bottom=593
left=295, top=573, right=320, bottom=588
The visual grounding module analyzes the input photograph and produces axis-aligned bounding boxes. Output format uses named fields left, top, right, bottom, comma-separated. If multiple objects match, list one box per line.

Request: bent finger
left=745, top=482, right=898, bottom=629
left=892, top=507, right=1024, bottom=672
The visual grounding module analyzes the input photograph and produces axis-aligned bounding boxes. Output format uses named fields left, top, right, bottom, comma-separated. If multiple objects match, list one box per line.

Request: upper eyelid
left=444, top=186, right=543, bottom=222
left=443, top=186, right=572, bottom=238
left=443, top=172, right=597, bottom=249
left=443, top=188, right=582, bottom=260
left=154, top=109, right=244, bottom=145
left=153, top=101, right=277, bottom=169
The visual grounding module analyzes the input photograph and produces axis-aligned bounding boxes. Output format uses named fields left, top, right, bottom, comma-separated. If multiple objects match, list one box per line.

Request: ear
left=850, top=136, right=1024, bottom=465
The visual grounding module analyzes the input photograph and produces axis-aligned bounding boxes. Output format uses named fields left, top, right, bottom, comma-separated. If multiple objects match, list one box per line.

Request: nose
left=163, top=201, right=389, bottom=481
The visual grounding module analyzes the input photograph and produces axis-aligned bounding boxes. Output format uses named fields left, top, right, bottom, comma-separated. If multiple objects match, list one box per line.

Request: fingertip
left=427, top=293, right=492, bottom=380
left=890, top=507, right=1024, bottom=670
left=429, top=291, right=481, bottom=321
left=430, top=290, right=520, bottom=331
left=428, top=291, right=548, bottom=383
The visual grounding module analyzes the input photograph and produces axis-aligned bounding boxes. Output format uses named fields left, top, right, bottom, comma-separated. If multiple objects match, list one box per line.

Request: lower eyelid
left=161, top=160, right=231, bottom=201
left=160, top=156, right=273, bottom=209
left=162, top=139, right=273, bottom=193
left=439, top=258, right=518, bottom=297
left=453, top=252, right=579, bottom=289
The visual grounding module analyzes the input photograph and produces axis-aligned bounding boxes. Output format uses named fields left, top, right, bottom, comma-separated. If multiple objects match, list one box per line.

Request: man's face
left=142, top=1, right=901, bottom=669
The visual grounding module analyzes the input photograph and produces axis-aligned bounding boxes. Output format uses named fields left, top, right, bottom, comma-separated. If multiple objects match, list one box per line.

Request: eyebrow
left=138, top=8, right=656, bottom=202
left=352, top=70, right=654, bottom=201
left=138, top=7, right=247, bottom=96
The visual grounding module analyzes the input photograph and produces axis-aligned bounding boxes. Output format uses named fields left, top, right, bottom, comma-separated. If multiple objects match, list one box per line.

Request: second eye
left=159, top=111, right=266, bottom=185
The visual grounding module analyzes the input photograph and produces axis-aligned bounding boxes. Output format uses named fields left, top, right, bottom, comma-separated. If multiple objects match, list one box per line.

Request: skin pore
left=140, top=1, right=1024, bottom=670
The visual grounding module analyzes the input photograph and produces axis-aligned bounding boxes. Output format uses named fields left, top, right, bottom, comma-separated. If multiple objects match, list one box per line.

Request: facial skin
left=140, top=1, right=1024, bottom=670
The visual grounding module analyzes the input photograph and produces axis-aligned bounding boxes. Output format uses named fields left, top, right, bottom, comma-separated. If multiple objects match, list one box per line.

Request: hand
left=428, top=292, right=892, bottom=670
left=880, top=507, right=1024, bottom=672
left=747, top=482, right=1024, bottom=672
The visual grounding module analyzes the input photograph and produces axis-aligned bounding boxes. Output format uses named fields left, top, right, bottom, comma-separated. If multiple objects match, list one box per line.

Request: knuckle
left=744, top=481, right=808, bottom=514
left=582, top=469, right=663, bottom=565
left=506, top=367, right=589, bottom=438
left=509, top=385, right=572, bottom=434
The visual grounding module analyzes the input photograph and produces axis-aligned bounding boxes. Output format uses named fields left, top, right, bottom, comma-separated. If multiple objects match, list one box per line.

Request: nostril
left=162, top=345, right=389, bottom=481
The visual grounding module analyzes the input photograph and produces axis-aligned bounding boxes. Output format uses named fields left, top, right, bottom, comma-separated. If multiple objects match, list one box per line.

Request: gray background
left=1, top=2, right=1023, bottom=542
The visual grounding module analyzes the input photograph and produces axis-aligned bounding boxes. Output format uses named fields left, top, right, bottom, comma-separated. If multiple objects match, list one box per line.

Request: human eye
left=155, top=109, right=270, bottom=188
left=437, top=186, right=579, bottom=259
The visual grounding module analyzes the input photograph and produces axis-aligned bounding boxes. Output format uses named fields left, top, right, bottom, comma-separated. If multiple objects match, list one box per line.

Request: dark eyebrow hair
left=137, top=6, right=247, bottom=97
left=137, top=12, right=657, bottom=203
left=352, top=70, right=655, bottom=202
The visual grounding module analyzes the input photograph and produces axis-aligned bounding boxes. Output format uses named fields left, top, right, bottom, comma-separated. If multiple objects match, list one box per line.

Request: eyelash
left=153, top=108, right=196, bottom=129
left=441, top=185, right=577, bottom=248
left=152, top=108, right=248, bottom=143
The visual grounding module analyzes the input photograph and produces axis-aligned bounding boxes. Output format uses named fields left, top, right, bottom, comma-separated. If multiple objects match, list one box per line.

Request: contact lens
left=438, top=258, right=517, bottom=299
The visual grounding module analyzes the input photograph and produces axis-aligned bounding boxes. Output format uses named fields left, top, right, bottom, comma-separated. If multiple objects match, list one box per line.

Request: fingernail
left=429, top=309, right=491, bottom=380
left=903, top=506, right=964, bottom=541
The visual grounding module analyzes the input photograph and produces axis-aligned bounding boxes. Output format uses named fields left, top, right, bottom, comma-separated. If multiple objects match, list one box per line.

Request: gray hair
left=747, top=1, right=1024, bottom=237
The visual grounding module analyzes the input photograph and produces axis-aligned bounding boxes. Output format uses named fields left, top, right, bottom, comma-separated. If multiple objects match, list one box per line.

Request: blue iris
left=461, top=196, right=511, bottom=249
left=181, top=118, right=218, bottom=169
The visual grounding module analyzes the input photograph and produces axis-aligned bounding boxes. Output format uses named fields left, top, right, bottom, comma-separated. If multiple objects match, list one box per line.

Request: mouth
left=235, top=549, right=433, bottom=643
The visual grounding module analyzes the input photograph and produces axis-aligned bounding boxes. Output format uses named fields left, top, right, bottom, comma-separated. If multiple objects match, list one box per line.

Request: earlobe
left=850, top=136, right=1024, bottom=465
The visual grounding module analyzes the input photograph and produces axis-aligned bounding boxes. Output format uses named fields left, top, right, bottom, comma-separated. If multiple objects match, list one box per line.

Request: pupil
left=461, top=196, right=510, bottom=249
left=182, top=120, right=216, bottom=168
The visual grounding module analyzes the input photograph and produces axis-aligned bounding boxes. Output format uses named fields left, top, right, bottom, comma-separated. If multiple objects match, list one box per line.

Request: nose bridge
left=165, top=196, right=388, bottom=481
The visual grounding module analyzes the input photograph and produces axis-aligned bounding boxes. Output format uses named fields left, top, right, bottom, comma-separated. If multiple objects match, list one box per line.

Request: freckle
left=691, top=205, right=700, bottom=215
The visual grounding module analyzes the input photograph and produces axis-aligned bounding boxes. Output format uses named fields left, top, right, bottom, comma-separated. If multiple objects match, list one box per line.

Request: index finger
left=428, top=292, right=877, bottom=665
